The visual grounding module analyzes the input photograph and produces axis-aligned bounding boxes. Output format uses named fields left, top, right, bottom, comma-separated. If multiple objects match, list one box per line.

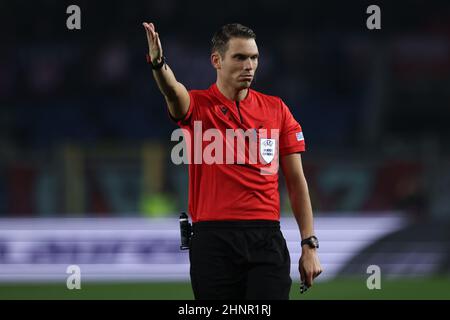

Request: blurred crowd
left=0, top=1, right=449, bottom=219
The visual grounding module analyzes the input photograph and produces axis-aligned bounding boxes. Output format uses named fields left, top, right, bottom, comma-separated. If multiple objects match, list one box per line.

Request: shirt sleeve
left=167, top=90, right=197, bottom=127
left=279, top=98, right=306, bottom=156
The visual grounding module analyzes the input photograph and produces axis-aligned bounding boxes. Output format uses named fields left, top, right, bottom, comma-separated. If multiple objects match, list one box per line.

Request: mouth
left=239, top=75, right=253, bottom=81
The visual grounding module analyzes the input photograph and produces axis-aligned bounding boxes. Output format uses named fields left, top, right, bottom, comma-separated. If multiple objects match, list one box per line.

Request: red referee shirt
left=172, top=83, right=305, bottom=222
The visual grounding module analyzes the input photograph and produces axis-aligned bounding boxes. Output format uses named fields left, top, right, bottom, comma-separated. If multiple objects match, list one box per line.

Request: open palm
left=143, top=22, right=163, bottom=64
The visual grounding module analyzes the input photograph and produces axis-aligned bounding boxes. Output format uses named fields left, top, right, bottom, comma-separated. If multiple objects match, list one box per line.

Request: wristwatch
left=301, top=236, right=319, bottom=249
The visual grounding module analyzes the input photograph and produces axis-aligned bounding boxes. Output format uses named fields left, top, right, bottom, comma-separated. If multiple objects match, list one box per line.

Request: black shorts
left=189, top=220, right=292, bottom=300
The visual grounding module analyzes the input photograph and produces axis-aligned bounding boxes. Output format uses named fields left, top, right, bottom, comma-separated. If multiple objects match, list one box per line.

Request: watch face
left=309, top=236, right=319, bottom=248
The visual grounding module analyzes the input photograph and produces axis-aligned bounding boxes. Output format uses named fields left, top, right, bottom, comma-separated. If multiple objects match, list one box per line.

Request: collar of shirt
left=209, top=83, right=255, bottom=126
left=209, top=83, right=253, bottom=107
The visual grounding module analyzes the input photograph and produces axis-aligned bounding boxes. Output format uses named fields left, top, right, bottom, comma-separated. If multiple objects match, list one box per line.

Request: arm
left=143, top=22, right=190, bottom=120
left=280, top=153, right=322, bottom=288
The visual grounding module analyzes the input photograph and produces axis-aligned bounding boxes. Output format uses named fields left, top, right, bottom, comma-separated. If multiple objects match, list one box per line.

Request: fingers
left=307, top=267, right=323, bottom=286
left=143, top=22, right=156, bottom=33
left=155, top=33, right=164, bottom=57
left=142, top=23, right=152, bottom=43
left=299, top=265, right=306, bottom=284
left=145, top=24, right=162, bottom=53
left=142, top=22, right=156, bottom=40
left=299, top=267, right=308, bottom=294
left=314, top=268, right=323, bottom=278
left=306, top=272, right=313, bottom=288
left=143, top=26, right=152, bottom=46
left=299, top=255, right=323, bottom=293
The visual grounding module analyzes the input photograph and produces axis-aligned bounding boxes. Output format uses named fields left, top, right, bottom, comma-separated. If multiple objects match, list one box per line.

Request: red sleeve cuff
left=167, top=91, right=194, bottom=126
left=280, top=144, right=306, bottom=156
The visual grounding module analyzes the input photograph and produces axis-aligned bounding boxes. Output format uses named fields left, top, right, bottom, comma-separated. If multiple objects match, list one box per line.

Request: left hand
left=299, top=247, right=323, bottom=288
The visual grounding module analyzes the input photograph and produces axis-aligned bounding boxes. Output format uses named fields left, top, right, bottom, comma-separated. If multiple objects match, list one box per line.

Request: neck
left=216, top=79, right=248, bottom=102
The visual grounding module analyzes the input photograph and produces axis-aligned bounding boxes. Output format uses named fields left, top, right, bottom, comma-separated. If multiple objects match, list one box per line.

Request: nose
left=243, top=58, right=254, bottom=71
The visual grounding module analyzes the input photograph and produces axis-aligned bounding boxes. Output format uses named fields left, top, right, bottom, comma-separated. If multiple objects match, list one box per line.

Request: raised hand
left=142, top=22, right=163, bottom=64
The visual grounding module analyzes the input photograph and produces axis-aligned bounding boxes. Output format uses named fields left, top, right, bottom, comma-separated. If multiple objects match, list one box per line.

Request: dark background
left=0, top=0, right=449, bottom=220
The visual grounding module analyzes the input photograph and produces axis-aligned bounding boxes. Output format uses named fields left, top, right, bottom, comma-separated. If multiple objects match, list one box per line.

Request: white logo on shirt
left=260, top=138, right=276, bottom=164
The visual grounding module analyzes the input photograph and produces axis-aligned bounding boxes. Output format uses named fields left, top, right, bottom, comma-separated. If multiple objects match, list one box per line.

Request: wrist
left=301, top=245, right=317, bottom=253
left=301, top=235, right=319, bottom=249
left=152, top=56, right=163, bottom=65
left=145, top=54, right=166, bottom=70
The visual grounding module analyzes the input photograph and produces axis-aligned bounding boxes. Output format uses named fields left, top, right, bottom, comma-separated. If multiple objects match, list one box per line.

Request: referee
left=143, top=22, right=322, bottom=300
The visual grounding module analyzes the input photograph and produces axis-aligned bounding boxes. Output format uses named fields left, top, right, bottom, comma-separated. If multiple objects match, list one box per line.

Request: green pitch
left=0, top=277, right=449, bottom=300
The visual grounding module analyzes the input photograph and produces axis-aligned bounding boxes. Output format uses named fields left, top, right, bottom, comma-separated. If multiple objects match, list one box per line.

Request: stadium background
left=0, top=0, right=449, bottom=299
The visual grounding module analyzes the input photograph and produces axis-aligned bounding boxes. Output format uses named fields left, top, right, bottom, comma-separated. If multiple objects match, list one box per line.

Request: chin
left=236, top=80, right=252, bottom=90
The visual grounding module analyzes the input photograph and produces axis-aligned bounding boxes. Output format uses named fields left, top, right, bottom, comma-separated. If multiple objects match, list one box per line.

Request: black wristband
left=146, top=54, right=166, bottom=70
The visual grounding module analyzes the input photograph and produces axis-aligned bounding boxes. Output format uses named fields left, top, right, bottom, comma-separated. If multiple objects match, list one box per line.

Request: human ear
left=211, top=52, right=221, bottom=70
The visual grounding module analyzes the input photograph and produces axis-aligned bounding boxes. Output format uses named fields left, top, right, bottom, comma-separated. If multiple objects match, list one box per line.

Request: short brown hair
left=211, top=23, right=256, bottom=57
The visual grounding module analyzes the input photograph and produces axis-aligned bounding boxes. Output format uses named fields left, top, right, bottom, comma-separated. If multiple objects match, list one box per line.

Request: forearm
left=143, top=23, right=189, bottom=120
left=286, top=176, right=315, bottom=240
left=152, top=62, right=181, bottom=99
left=151, top=61, right=189, bottom=119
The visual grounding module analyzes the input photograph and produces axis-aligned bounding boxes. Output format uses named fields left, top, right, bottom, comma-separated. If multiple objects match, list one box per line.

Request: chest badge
left=220, top=106, right=228, bottom=115
left=260, top=138, right=276, bottom=163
